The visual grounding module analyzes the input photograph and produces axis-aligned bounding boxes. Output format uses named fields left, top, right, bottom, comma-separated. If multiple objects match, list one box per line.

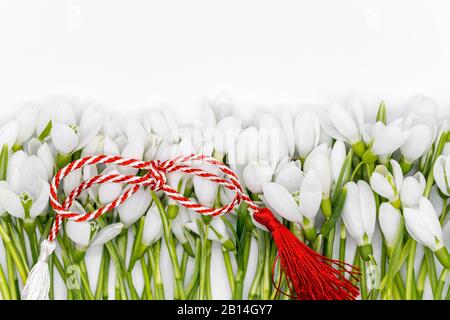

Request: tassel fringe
left=21, top=240, right=56, bottom=300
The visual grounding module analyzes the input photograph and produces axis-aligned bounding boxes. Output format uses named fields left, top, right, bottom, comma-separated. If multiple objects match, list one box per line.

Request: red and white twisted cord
left=49, top=154, right=258, bottom=242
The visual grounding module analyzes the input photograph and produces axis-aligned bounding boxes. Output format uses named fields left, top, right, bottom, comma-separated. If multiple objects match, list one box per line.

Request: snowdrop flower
left=117, top=187, right=152, bottom=228
left=404, top=198, right=443, bottom=252
left=399, top=113, right=437, bottom=170
left=342, top=181, right=376, bottom=259
left=243, top=161, right=275, bottom=195
left=51, top=105, right=104, bottom=165
left=0, top=151, right=50, bottom=231
left=330, top=140, right=347, bottom=183
left=320, top=96, right=366, bottom=157
left=186, top=217, right=234, bottom=250
left=202, top=92, right=233, bottom=122
left=294, top=110, right=321, bottom=160
left=362, top=120, right=410, bottom=164
left=370, top=160, right=403, bottom=208
left=144, top=109, right=180, bottom=143
left=193, top=143, right=221, bottom=207
left=171, top=207, right=195, bottom=255
left=102, top=111, right=126, bottom=140
left=14, top=105, right=38, bottom=147
left=434, top=155, right=450, bottom=196
left=279, top=112, right=295, bottom=157
left=303, top=144, right=337, bottom=216
left=141, top=204, right=163, bottom=246
left=211, top=116, right=242, bottom=160
left=262, top=168, right=322, bottom=242
left=0, top=121, right=19, bottom=150
left=24, top=139, right=54, bottom=180
left=66, top=202, right=123, bottom=262
left=379, top=203, right=402, bottom=255
left=405, top=197, right=450, bottom=268
left=406, top=95, right=437, bottom=118
left=256, top=113, right=290, bottom=164
left=98, top=166, right=123, bottom=205
left=399, top=172, right=425, bottom=208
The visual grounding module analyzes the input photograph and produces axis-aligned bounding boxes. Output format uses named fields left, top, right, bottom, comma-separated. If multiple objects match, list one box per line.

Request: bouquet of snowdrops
left=0, top=94, right=449, bottom=300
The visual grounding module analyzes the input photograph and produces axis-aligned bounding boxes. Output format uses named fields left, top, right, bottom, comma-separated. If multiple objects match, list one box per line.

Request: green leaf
left=376, top=101, right=387, bottom=124
left=332, top=149, right=353, bottom=203
left=0, top=144, right=8, bottom=180
left=38, top=120, right=52, bottom=141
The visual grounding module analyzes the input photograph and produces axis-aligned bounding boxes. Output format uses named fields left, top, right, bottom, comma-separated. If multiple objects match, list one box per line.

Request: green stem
left=95, top=248, right=107, bottom=299
left=78, top=260, right=94, bottom=300
left=0, top=223, right=28, bottom=283
left=416, top=258, right=427, bottom=300
left=425, top=248, right=438, bottom=296
left=141, top=257, right=153, bottom=300
left=435, top=268, right=448, bottom=300
left=185, top=239, right=201, bottom=299
left=148, top=242, right=165, bottom=300
left=405, top=240, right=417, bottom=300
left=0, top=264, right=11, bottom=300
left=262, top=233, right=271, bottom=299
left=222, top=247, right=235, bottom=295
left=150, top=190, right=185, bottom=299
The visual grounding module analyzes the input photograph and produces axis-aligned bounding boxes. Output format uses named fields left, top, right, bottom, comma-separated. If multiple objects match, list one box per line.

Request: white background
left=1, top=0, right=450, bottom=299
left=2, top=0, right=450, bottom=120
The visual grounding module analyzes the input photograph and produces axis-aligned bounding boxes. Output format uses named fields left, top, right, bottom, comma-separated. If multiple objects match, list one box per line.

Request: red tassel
left=254, top=208, right=360, bottom=300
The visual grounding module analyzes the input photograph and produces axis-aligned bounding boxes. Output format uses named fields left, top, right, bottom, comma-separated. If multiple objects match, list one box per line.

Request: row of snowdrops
left=0, top=94, right=449, bottom=300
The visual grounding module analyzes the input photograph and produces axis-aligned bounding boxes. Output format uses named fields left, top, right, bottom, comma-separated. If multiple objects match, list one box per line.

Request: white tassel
left=21, top=240, right=56, bottom=300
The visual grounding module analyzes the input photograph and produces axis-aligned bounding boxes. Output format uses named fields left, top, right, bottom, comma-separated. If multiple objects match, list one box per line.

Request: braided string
left=49, top=154, right=258, bottom=242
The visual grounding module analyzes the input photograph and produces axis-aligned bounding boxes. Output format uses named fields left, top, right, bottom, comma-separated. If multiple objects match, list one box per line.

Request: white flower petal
left=66, top=220, right=91, bottom=248
left=262, top=183, right=301, bottom=223
left=51, top=123, right=78, bottom=154
left=0, top=187, right=25, bottom=218
left=90, top=223, right=124, bottom=247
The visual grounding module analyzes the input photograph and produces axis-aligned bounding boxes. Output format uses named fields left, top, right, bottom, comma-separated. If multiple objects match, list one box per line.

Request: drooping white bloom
left=186, top=217, right=230, bottom=244
left=0, top=121, right=19, bottom=150
left=262, top=168, right=322, bottom=226
left=0, top=151, right=50, bottom=220
left=399, top=172, right=426, bottom=208
left=433, top=155, right=450, bottom=196
left=256, top=113, right=290, bottom=164
left=363, top=120, right=410, bottom=161
left=15, top=105, right=38, bottom=146
left=406, top=95, right=437, bottom=118
left=117, top=187, right=152, bottom=227
left=330, top=140, right=347, bottom=183
left=399, top=113, right=437, bottom=164
left=51, top=105, right=104, bottom=155
left=304, top=144, right=332, bottom=199
left=66, top=202, right=123, bottom=249
left=144, top=109, right=180, bottom=143
left=243, top=161, right=275, bottom=194
left=294, top=110, right=321, bottom=159
left=279, top=112, right=295, bottom=157
left=193, top=143, right=221, bottom=207
left=320, top=96, right=365, bottom=145
left=342, top=181, right=376, bottom=246
left=404, top=197, right=444, bottom=252
left=379, top=202, right=402, bottom=248
left=370, top=160, right=403, bottom=203
left=98, top=166, right=123, bottom=205
left=141, top=203, right=163, bottom=246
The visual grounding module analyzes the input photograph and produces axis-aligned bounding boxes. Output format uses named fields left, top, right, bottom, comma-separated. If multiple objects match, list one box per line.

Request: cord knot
left=143, top=160, right=167, bottom=191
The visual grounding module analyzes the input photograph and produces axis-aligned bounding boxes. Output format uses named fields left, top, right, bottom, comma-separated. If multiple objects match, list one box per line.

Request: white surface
left=1, top=0, right=449, bottom=299
left=1, top=0, right=450, bottom=120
